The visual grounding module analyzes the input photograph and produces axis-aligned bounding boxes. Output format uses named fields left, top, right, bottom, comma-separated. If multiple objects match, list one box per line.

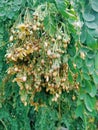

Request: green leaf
left=82, top=65, right=89, bottom=73
left=85, top=58, right=93, bottom=67
left=0, top=25, right=4, bottom=34
left=91, top=0, right=98, bottom=12
left=89, top=84, right=97, bottom=97
left=79, top=88, right=86, bottom=100
left=44, top=15, right=56, bottom=37
left=85, top=22, right=97, bottom=29
left=84, top=94, right=95, bottom=112
left=7, top=10, right=14, bottom=19
left=83, top=12, right=95, bottom=21
left=95, top=52, right=98, bottom=69
left=93, top=72, right=98, bottom=84
left=88, top=64, right=94, bottom=74
left=86, top=32, right=98, bottom=49
left=80, top=47, right=89, bottom=53
left=68, top=70, right=73, bottom=83
left=80, top=25, right=87, bottom=43
left=55, top=0, right=67, bottom=16
left=0, top=10, right=6, bottom=17
left=75, top=57, right=83, bottom=69
left=13, top=0, right=22, bottom=5
left=88, top=28, right=98, bottom=38
left=81, top=80, right=91, bottom=94
left=68, top=59, right=77, bottom=73
left=76, top=73, right=82, bottom=83
left=84, top=80, right=92, bottom=93
left=82, top=72, right=90, bottom=80
left=68, top=43, right=76, bottom=57
left=75, top=105, right=84, bottom=118
left=87, top=50, right=95, bottom=59
left=0, top=62, right=3, bottom=72
left=0, top=109, right=18, bottom=130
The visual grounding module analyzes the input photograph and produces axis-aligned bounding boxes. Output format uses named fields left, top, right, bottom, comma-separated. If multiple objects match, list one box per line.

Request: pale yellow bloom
left=17, top=23, right=27, bottom=31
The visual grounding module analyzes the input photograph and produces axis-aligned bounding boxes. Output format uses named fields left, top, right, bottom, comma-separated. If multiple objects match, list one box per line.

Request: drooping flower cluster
left=6, top=9, right=79, bottom=107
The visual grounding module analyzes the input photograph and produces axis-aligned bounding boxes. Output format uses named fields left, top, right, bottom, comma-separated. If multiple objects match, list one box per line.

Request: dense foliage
left=0, top=0, right=98, bottom=130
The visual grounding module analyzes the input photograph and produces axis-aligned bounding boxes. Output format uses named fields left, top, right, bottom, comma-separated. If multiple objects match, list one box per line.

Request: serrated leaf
left=84, top=94, right=95, bottom=112
left=91, top=0, right=98, bottom=12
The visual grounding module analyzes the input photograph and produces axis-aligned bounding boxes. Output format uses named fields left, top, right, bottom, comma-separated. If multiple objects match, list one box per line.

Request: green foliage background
left=0, top=0, right=98, bottom=130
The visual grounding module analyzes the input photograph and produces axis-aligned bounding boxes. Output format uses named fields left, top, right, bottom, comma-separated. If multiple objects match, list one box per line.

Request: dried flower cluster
left=6, top=10, right=79, bottom=107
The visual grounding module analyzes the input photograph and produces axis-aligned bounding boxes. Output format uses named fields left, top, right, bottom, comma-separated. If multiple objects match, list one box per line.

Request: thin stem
left=0, top=119, right=8, bottom=130
left=58, top=99, right=61, bottom=128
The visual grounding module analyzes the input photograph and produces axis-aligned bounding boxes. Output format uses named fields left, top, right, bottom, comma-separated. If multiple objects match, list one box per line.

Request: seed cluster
left=6, top=10, right=79, bottom=107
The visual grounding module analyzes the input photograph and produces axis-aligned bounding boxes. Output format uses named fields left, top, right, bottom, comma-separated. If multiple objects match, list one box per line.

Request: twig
left=0, top=119, right=8, bottom=130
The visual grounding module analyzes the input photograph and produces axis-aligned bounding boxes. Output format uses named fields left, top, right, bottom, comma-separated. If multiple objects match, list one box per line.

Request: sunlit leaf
left=85, top=22, right=97, bottom=29
left=84, top=94, right=95, bottom=112
left=83, top=12, right=95, bottom=21
left=95, top=52, right=98, bottom=69
left=75, top=105, right=84, bottom=118
left=91, top=0, right=98, bottom=12
left=44, top=15, right=56, bottom=36
left=89, top=84, right=97, bottom=97
left=93, top=72, right=98, bottom=84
